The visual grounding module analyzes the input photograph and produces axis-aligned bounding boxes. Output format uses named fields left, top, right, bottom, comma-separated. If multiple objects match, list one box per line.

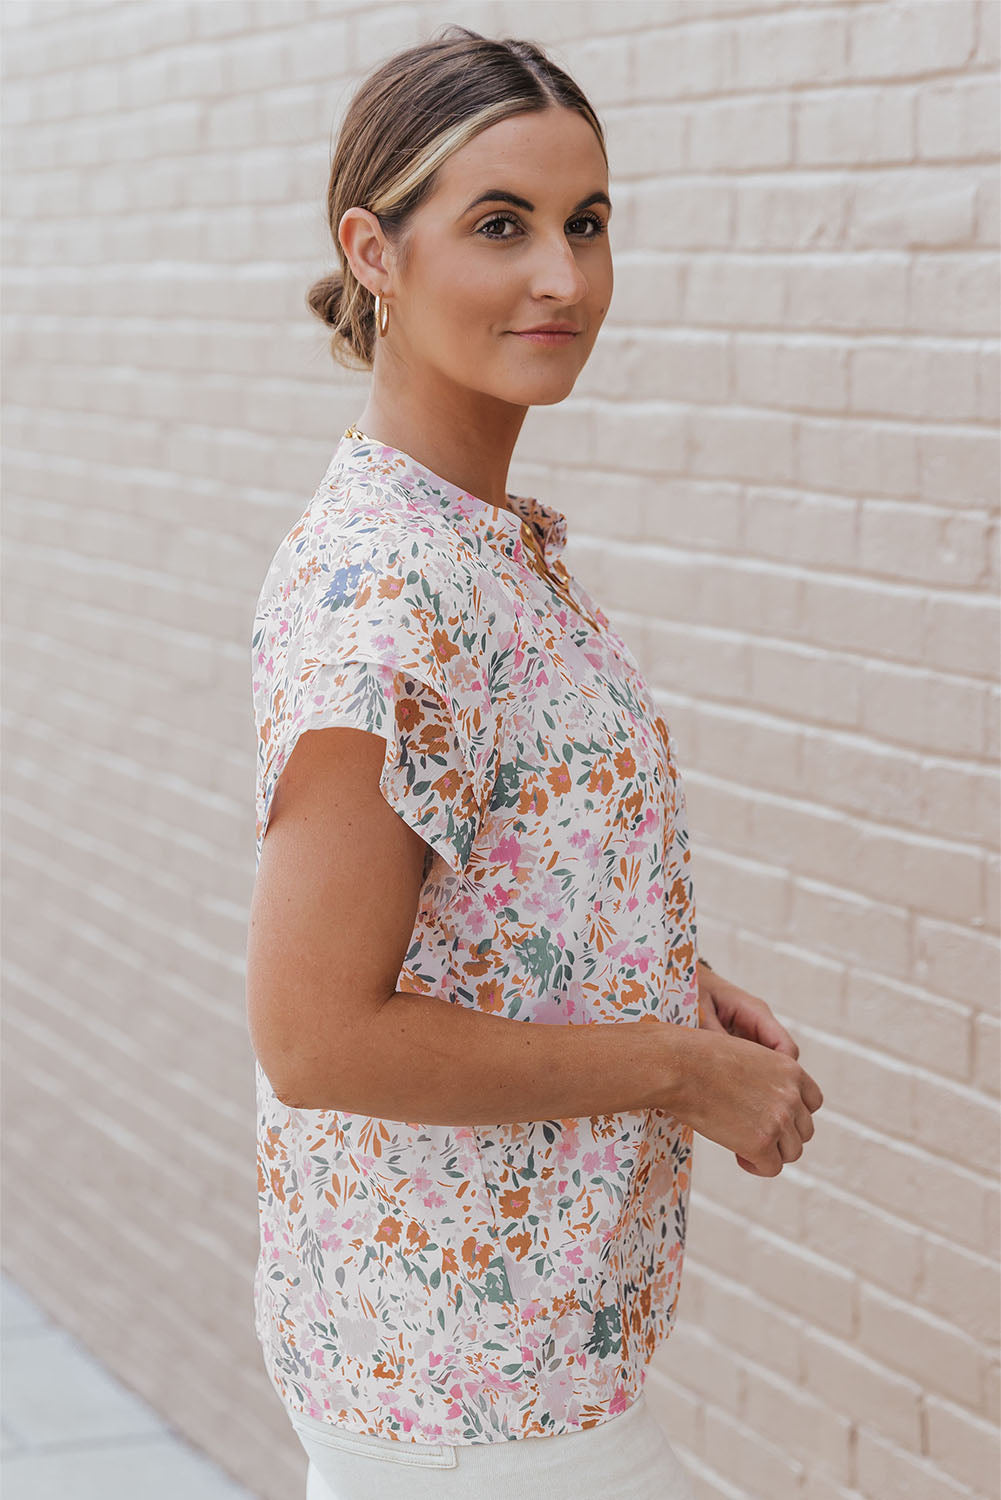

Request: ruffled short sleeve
left=253, top=518, right=505, bottom=879
left=281, top=658, right=485, bottom=876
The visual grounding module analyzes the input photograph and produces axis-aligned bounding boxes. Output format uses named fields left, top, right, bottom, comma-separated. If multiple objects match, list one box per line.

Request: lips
left=512, top=326, right=580, bottom=345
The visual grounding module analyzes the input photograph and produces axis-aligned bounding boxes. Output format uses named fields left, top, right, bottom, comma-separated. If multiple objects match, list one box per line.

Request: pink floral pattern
left=250, top=429, right=700, bottom=1446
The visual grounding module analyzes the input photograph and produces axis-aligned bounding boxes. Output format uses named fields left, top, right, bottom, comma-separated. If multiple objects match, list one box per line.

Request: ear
left=337, top=206, right=390, bottom=296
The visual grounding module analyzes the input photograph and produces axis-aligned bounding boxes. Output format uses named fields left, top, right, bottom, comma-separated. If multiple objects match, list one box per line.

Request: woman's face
left=345, top=106, right=613, bottom=409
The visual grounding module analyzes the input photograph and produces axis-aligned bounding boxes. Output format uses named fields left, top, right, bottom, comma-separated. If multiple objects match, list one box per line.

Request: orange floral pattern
left=250, top=430, right=700, bottom=1447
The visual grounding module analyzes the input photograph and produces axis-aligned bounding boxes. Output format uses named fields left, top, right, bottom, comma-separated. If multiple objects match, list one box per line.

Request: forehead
left=434, top=109, right=607, bottom=200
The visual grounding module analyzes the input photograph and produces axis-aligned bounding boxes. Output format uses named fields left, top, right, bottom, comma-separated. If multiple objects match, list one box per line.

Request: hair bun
left=306, top=272, right=343, bottom=329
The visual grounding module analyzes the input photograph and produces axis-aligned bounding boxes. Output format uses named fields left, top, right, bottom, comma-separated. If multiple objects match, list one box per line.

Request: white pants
left=290, top=1390, right=696, bottom=1500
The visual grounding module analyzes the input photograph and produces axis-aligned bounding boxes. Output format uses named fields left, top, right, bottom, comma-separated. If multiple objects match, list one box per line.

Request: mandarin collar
left=326, top=427, right=569, bottom=567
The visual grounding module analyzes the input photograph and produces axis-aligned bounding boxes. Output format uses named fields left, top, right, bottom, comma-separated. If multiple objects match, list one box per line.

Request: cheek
left=429, top=246, right=515, bottom=315
left=440, top=282, right=516, bottom=350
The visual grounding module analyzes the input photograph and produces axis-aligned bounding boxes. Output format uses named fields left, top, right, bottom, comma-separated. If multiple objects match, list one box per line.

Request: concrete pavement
left=1, top=1271, right=258, bottom=1500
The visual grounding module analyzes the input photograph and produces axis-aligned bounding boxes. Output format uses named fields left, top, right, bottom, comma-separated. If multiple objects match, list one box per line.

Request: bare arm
left=246, top=723, right=691, bottom=1123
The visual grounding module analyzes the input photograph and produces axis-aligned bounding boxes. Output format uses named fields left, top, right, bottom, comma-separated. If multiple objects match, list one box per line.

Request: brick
left=689, top=406, right=797, bottom=483
left=848, top=1, right=978, bottom=80
left=743, top=1364, right=854, bottom=1482
left=852, top=167, right=978, bottom=250
left=979, top=343, right=1000, bottom=421
left=642, top=617, right=749, bottom=702
left=688, top=252, right=786, bottom=325
left=800, top=574, right=926, bottom=661
left=749, top=1228, right=855, bottom=1337
left=605, top=249, right=686, bottom=325
left=734, top=8, right=849, bottom=90
left=909, top=1069, right=1000, bottom=1175
left=857, top=1426, right=977, bottom=1500
left=858, top=500, right=991, bottom=586
left=747, top=485, right=858, bottom=569
left=986, top=686, right=1001, bottom=760
left=633, top=178, right=731, bottom=250
left=779, top=252, right=889, bottom=331
left=859, top=662, right=989, bottom=757
left=801, top=726, right=920, bottom=826
left=702, top=1402, right=805, bottom=1494
left=851, top=340, right=979, bottom=423
left=816, top=1114, right=995, bottom=1258
left=972, top=1012, right=1000, bottom=1094
left=727, top=924, right=846, bottom=1035
left=635, top=20, right=738, bottom=101
left=693, top=837, right=792, bottom=939
left=802, top=1180, right=923, bottom=1299
left=689, top=96, right=792, bottom=171
left=920, top=1233, right=1000, bottom=1343
left=797, top=83, right=914, bottom=167
left=843, top=971, right=973, bottom=1080
left=801, top=1325, right=923, bottom=1447
left=920, top=429, right=1000, bottom=518
left=617, top=329, right=729, bottom=406
left=914, top=914, right=1001, bottom=1008
left=749, top=638, right=859, bottom=727
left=798, top=413, right=918, bottom=499
left=959, top=747, right=999, bottom=862
left=917, top=75, right=1001, bottom=160
left=604, top=103, right=686, bottom=177
left=788, top=881, right=911, bottom=979
left=925, top=1391, right=1001, bottom=1493
left=979, top=0, right=1001, bottom=64
left=652, top=1319, right=742, bottom=1408
left=736, top=174, right=849, bottom=252
left=688, top=1261, right=803, bottom=1380
left=922, top=592, right=1000, bottom=677
left=735, top=337, right=849, bottom=414
left=911, top=253, right=1001, bottom=335
left=983, top=1355, right=1001, bottom=1422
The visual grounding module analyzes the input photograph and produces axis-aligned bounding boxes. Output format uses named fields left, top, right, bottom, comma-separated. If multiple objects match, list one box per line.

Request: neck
left=354, top=386, right=527, bottom=512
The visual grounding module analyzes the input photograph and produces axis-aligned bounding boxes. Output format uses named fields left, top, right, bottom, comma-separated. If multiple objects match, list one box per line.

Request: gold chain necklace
left=343, top=424, right=602, bottom=633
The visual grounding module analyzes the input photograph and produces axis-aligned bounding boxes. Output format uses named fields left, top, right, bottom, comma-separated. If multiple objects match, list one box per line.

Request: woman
left=246, top=26, right=823, bottom=1500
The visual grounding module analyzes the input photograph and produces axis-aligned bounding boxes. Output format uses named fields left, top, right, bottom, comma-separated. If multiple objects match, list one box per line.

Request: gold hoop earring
left=374, top=292, right=389, bottom=337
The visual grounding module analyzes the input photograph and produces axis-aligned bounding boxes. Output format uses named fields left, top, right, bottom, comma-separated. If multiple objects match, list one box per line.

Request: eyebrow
left=461, top=189, right=612, bottom=217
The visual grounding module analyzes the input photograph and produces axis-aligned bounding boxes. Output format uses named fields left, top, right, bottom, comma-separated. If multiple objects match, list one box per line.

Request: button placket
left=518, top=520, right=602, bottom=633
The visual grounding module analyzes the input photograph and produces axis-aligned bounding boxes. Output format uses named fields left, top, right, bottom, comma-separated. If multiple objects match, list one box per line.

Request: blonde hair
left=306, top=24, right=607, bottom=371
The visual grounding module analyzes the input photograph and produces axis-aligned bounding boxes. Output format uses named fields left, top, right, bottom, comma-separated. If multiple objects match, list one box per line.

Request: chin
left=493, top=371, right=582, bottom=407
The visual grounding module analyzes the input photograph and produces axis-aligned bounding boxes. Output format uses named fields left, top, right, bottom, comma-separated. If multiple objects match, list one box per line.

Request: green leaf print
left=519, top=926, right=562, bottom=986
left=584, top=1305, right=622, bottom=1360
left=490, top=759, right=522, bottom=810
left=482, top=1264, right=516, bottom=1305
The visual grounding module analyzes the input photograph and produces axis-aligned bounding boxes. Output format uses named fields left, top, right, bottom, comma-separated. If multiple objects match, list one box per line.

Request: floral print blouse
left=250, top=427, right=700, bottom=1447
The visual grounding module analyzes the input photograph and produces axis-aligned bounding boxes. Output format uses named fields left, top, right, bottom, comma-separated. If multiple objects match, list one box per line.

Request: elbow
left=252, top=1048, right=318, bottom=1110
left=267, top=1052, right=348, bottom=1111
left=267, top=1062, right=322, bottom=1111
left=272, top=1078, right=321, bottom=1111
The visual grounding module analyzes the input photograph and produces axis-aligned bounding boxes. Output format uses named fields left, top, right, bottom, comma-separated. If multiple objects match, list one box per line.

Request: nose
left=529, top=232, right=590, bottom=304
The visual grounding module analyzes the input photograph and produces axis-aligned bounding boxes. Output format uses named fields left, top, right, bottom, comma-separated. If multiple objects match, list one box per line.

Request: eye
left=474, top=210, right=609, bottom=241
left=568, top=211, right=608, bottom=238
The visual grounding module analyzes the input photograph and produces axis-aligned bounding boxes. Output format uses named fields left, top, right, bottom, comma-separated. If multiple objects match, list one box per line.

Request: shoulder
left=256, top=475, right=473, bottom=619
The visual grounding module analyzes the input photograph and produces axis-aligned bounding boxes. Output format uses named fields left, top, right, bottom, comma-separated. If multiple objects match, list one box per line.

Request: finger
left=801, top=1074, right=824, bottom=1113
left=757, top=1015, right=798, bottom=1056
left=728, top=1002, right=791, bottom=1053
left=777, top=1124, right=804, bottom=1165
left=698, top=999, right=727, bottom=1032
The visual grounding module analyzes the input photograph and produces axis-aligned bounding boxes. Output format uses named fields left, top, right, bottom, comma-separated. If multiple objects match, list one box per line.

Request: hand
left=697, top=963, right=802, bottom=1174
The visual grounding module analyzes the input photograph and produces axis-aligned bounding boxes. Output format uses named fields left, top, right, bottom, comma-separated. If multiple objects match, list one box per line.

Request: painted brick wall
left=2, top=2, right=998, bottom=1498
